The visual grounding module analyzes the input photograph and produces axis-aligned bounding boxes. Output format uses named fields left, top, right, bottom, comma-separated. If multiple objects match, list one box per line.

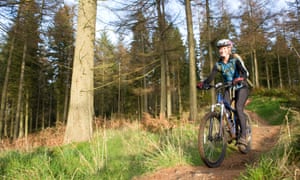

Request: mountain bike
left=197, top=82, right=252, bottom=168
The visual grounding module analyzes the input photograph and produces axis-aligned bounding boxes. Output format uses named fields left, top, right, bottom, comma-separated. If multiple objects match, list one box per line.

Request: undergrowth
left=240, top=89, right=300, bottom=180
left=0, top=88, right=299, bottom=179
left=239, top=110, right=300, bottom=179
left=246, top=95, right=287, bottom=125
left=0, top=122, right=200, bottom=179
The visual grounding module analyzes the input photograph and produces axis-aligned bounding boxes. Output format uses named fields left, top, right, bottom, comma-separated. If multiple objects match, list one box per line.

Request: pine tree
left=48, top=5, right=75, bottom=124
left=94, top=32, right=117, bottom=118
left=238, top=0, right=271, bottom=88
left=185, top=0, right=197, bottom=121
left=64, top=0, right=97, bottom=143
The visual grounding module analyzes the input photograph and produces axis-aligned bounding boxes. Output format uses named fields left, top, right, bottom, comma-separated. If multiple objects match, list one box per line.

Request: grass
left=240, top=155, right=282, bottom=179
left=246, top=95, right=288, bottom=125
left=239, top=125, right=300, bottom=180
left=0, top=123, right=200, bottom=179
left=240, top=89, right=300, bottom=179
left=0, top=88, right=299, bottom=179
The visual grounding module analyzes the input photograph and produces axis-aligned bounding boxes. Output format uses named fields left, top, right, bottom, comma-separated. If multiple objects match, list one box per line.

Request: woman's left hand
left=233, top=77, right=244, bottom=85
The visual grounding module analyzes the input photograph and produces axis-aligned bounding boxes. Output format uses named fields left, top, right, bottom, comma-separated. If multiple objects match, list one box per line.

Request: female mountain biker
left=197, top=39, right=250, bottom=150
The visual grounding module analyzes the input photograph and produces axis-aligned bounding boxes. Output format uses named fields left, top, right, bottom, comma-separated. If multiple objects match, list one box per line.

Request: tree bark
left=206, top=0, right=215, bottom=104
left=166, top=55, right=172, bottom=118
left=64, top=0, right=97, bottom=144
left=19, top=105, right=24, bottom=138
left=0, top=34, right=15, bottom=139
left=253, top=49, right=259, bottom=87
left=14, top=42, right=27, bottom=139
left=286, top=57, right=291, bottom=87
left=142, top=37, right=148, bottom=114
left=277, top=54, right=283, bottom=88
left=266, top=60, right=270, bottom=89
left=177, top=60, right=183, bottom=120
left=185, top=0, right=197, bottom=121
left=0, top=5, right=21, bottom=140
left=156, top=0, right=167, bottom=120
left=25, top=91, right=29, bottom=138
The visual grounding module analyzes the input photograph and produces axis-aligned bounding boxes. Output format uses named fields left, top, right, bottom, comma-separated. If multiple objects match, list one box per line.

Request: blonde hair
left=232, top=53, right=242, bottom=60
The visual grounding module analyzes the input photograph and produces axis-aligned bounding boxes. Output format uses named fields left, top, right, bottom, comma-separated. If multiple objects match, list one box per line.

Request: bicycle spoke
left=198, top=112, right=227, bottom=167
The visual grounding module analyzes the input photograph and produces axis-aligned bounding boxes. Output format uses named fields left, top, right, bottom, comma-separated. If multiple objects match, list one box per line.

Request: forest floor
left=0, top=110, right=282, bottom=180
left=134, top=110, right=282, bottom=180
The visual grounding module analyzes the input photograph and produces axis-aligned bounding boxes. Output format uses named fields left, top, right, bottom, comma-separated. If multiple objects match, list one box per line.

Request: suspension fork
left=209, top=103, right=225, bottom=138
left=207, top=104, right=216, bottom=140
left=219, top=104, right=225, bottom=137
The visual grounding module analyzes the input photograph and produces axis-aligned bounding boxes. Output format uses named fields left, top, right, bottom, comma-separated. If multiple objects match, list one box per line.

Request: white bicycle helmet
left=216, top=39, right=233, bottom=48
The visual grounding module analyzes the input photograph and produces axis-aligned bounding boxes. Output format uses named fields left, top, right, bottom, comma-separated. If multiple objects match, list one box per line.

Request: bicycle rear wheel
left=198, top=112, right=227, bottom=168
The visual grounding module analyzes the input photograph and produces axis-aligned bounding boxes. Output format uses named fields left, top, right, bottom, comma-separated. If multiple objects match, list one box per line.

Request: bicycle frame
left=198, top=82, right=252, bottom=167
left=209, top=83, right=237, bottom=139
left=209, top=97, right=225, bottom=138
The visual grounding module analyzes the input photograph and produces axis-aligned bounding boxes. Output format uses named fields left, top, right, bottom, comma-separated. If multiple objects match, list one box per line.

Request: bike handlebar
left=199, top=82, right=233, bottom=90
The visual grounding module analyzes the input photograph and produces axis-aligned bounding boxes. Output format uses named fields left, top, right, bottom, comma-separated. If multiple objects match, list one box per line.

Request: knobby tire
left=198, top=112, right=227, bottom=168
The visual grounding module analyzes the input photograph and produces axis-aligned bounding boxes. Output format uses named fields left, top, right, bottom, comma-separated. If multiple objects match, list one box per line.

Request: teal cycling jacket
left=203, top=54, right=249, bottom=86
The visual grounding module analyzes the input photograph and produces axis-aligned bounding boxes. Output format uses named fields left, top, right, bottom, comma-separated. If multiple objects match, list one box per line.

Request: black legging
left=224, top=86, right=249, bottom=138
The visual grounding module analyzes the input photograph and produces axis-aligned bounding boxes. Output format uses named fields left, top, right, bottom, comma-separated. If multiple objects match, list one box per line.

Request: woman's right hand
left=197, top=82, right=204, bottom=89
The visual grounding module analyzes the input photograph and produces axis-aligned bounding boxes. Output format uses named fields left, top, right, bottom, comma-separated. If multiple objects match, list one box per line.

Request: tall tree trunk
left=63, top=81, right=70, bottom=124
left=14, top=42, right=27, bottom=139
left=64, top=0, right=97, bottom=143
left=19, top=105, right=24, bottom=138
left=143, top=74, right=148, bottom=113
left=118, top=61, right=121, bottom=118
left=142, top=38, right=148, bottom=113
left=63, top=52, right=72, bottom=124
left=161, top=1, right=172, bottom=119
left=101, top=61, right=104, bottom=117
left=277, top=54, right=283, bottom=88
left=291, top=47, right=300, bottom=83
left=0, top=8, right=20, bottom=140
left=3, top=102, right=9, bottom=137
left=0, top=35, right=15, bottom=139
left=266, top=60, right=270, bottom=89
left=177, top=60, right=183, bottom=120
left=270, top=65, right=274, bottom=88
left=156, top=0, right=167, bottom=120
left=25, top=90, right=29, bottom=138
left=29, top=106, right=33, bottom=133
left=253, top=49, right=259, bottom=87
left=286, top=57, right=291, bottom=87
left=10, top=105, right=14, bottom=138
left=48, top=92, right=52, bottom=126
left=206, top=0, right=215, bottom=103
left=36, top=77, right=41, bottom=130
left=251, top=51, right=255, bottom=86
left=185, top=0, right=197, bottom=121
left=56, top=93, right=60, bottom=124
left=171, top=65, right=176, bottom=116
left=166, top=57, right=172, bottom=118
left=42, top=97, right=45, bottom=129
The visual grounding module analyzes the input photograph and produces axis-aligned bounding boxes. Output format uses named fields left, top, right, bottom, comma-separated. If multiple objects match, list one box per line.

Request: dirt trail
left=0, top=111, right=282, bottom=180
left=135, top=110, right=281, bottom=180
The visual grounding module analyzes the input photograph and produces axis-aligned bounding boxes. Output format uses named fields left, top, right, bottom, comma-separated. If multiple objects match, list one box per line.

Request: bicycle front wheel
left=198, top=112, right=227, bottom=168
